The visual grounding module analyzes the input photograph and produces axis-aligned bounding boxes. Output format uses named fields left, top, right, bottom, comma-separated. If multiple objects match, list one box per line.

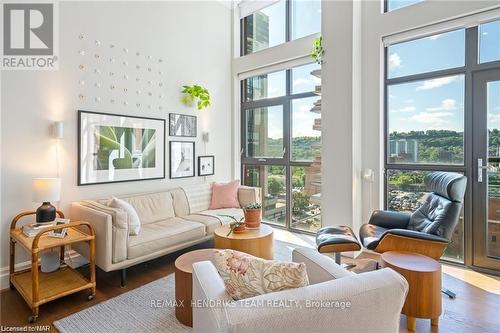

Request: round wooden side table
left=174, top=248, right=215, bottom=327
left=214, top=223, right=274, bottom=259
left=381, top=251, right=442, bottom=331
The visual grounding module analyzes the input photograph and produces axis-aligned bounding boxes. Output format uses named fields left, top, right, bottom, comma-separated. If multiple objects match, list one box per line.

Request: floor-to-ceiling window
left=384, top=20, right=500, bottom=269
left=239, top=0, right=321, bottom=233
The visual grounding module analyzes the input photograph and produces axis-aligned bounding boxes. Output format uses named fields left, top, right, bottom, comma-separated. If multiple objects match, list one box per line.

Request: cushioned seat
left=359, top=224, right=388, bottom=250
left=316, top=226, right=361, bottom=253
left=181, top=214, right=222, bottom=234
left=127, top=217, right=205, bottom=259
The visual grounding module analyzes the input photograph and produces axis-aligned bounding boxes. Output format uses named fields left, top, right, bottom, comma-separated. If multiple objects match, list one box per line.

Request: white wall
left=360, top=0, right=500, bottom=225
left=0, top=1, right=232, bottom=270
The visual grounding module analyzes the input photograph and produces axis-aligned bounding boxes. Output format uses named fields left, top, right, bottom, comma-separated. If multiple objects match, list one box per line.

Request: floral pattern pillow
left=213, top=249, right=309, bottom=300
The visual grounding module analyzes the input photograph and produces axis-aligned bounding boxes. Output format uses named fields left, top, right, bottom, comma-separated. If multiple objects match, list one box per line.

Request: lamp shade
left=32, top=178, right=61, bottom=202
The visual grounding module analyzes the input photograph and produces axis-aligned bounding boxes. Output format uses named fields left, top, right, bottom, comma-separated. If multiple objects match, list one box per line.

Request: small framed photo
left=198, top=155, right=215, bottom=176
left=170, top=141, right=195, bottom=178
left=169, top=113, right=197, bottom=137
left=48, top=218, right=70, bottom=238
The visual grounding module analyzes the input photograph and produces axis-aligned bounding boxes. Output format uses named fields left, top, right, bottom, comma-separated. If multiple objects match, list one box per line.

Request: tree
left=268, top=176, right=284, bottom=196
left=292, top=191, right=310, bottom=214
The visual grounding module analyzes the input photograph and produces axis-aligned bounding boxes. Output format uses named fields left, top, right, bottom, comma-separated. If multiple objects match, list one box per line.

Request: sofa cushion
left=181, top=183, right=213, bottom=214
left=109, top=197, right=141, bottom=235
left=181, top=214, right=222, bottom=234
left=170, top=188, right=190, bottom=217
left=213, top=249, right=309, bottom=300
left=127, top=218, right=205, bottom=259
left=122, top=191, right=175, bottom=225
left=199, top=208, right=244, bottom=224
left=209, top=180, right=240, bottom=210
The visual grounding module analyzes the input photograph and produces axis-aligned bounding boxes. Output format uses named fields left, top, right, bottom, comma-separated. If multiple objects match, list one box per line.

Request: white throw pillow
left=109, top=197, right=141, bottom=236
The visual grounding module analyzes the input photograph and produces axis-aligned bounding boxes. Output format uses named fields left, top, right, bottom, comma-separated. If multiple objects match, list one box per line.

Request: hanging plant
left=180, top=84, right=211, bottom=110
left=310, top=36, right=323, bottom=65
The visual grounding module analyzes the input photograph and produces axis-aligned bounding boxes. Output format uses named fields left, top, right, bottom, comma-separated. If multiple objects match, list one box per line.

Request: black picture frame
left=169, top=141, right=195, bottom=178
left=198, top=155, right=215, bottom=176
left=169, top=113, right=197, bottom=137
left=78, top=110, right=166, bottom=185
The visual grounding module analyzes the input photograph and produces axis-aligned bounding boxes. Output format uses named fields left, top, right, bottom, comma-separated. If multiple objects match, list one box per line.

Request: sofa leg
left=442, top=287, right=456, bottom=299
left=334, top=252, right=341, bottom=265
left=120, top=268, right=127, bottom=288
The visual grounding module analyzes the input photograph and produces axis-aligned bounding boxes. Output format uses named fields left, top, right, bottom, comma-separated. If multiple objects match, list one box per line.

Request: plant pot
left=244, top=208, right=262, bottom=229
left=230, top=222, right=246, bottom=234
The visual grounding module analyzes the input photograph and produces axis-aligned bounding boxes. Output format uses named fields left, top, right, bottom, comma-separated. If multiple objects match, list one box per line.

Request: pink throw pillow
left=209, top=180, right=240, bottom=209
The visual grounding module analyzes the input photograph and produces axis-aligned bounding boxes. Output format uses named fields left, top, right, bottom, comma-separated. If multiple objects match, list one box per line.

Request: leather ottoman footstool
left=316, top=226, right=362, bottom=264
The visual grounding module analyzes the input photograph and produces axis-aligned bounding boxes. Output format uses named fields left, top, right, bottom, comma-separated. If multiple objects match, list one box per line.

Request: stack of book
left=23, top=223, right=53, bottom=237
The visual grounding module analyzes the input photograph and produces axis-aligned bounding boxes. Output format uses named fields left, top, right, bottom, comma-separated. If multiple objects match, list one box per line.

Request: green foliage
left=310, top=36, right=323, bottom=65
left=180, top=84, right=211, bottom=110
left=268, top=176, right=284, bottom=196
left=244, top=203, right=262, bottom=210
left=292, top=191, right=310, bottom=214
left=95, top=126, right=156, bottom=170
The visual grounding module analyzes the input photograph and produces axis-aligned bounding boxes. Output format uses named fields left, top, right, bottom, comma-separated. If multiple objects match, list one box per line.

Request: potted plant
left=243, top=203, right=262, bottom=229
left=180, top=84, right=211, bottom=110
left=219, top=215, right=246, bottom=235
left=310, top=36, right=323, bottom=65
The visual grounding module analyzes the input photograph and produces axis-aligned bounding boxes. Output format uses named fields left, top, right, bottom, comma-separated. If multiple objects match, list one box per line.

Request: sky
left=388, top=21, right=500, bottom=134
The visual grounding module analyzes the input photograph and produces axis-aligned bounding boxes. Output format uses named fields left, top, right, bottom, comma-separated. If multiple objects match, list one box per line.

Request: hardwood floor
left=1, top=231, right=499, bottom=333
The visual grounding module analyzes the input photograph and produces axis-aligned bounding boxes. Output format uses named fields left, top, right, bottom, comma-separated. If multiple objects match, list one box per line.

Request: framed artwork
left=198, top=155, right=215, bottom=176
left=78, top=110, right=165, bottom=185
left=169, top=141, right=195, bottom=178
left=169, top=113, right=197, bottom=137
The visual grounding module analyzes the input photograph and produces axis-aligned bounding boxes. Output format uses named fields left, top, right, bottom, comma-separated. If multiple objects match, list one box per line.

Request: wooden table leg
left=407, top=316, right=416, bottom=331
left=30, top=252, right=39, bottom=323
left=89, top=239, right=96, bottom=299
left=431, top=317, right=439, bottom=326
left=9, top=238, right=15, bottom=289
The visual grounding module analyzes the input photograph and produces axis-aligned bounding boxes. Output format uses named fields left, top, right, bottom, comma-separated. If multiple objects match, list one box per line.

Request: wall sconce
left=52, top=121, right=64, bottom=139
left=202, top=131, right=210, bottom=143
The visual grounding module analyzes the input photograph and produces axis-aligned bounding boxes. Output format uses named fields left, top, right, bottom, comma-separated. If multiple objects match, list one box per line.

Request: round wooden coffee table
left=381, top=251, right=441, bottom=331
left=214, top=224, right=273, bottom=259
left=174, top=248, right=215, bottom=327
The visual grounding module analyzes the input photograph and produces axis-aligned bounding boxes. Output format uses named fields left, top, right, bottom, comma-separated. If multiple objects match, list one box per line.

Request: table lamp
left=32, top=178, right=61, bottom=225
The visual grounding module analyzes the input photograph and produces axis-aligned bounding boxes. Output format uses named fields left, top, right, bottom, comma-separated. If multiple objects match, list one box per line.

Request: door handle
left=478, top=158, right=488, bottom=182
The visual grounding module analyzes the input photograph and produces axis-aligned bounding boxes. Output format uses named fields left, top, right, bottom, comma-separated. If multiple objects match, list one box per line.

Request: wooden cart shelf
left=11, top=266, right=93, bottom=307
left=9, top=210, right=96, bottom=323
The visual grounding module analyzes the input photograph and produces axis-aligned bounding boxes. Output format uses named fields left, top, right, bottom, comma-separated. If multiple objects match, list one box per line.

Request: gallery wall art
left=169, top=113, right=197, bottom=137
left=169, top=141, right=195, bottom=178
left=78, top=110, right=165, bottom=185
left=198, top=155, right=214, bottom=176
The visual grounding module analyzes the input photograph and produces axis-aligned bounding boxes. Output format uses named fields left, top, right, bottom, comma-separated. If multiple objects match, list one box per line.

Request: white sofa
left=192, top=247, right=409, bottom=333
left=70, top=183, right=260, bottom=284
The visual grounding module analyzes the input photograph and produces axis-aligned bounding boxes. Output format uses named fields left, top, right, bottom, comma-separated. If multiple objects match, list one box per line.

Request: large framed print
left=78, top=110, right=165, bottom=185
left=169, top=141, right=195, bottom=178
left=169, top=113, right=197, bottom=137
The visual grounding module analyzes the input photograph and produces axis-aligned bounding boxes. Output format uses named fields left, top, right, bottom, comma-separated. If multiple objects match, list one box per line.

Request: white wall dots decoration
left=78, top=64, right=85, bottom=70
left=110, top=44, right=115, bottom=48
left=94, top=53, right=100, bottom=59
left=109, top=71, right=114, bottom=76
left=158, top=58, right=163, bottom=63
left=136, top=65, right=140, bottom=69
left=147, top=55, right=153, bottom=60
left=136, top=90, right=141, bottom=94
left=110, top=98, right=115, bottom=103
left=123, top=61, right=128, bottom=66
left=109, top=57, right=115, bottom=63
left=123, top=101, right=129, bottom=106
left=78, top=49, right=85, bottom=56
left=136, top=103, right=141, bottom=108
left=123, top=88, right=128, bottom=92
left=158, top=82, right=163, bottom=87
left=110, top=84, right=115, bottom=90
left=159, top=94, right=163, bottom=99
left=158, top=71, right=163, bottom=75
left=147, top=80, right=152, bottom=85
left=94, top=40, right=101, bottom=46
left=148, top=92, right=152, bottom=96
left=136, top=78, right=140, bottom=82
left=147, top=67, right=152, bottom=72
left=123, top=74, right=129, bottom=80
left=78, top=94, right=84, bottom=100
left=148, top=105, right=152, bottom=109
left=78, top=33, right=84, bottom=40
left=95, top=97, right=101, bottom=102
left=94, top=68, right=101, bottom=74
left=79, top=80, right=85, bottom=85
left=159, top=106, right=163, bottom=110
left=136, top=52, right=140, bottom=56
left=95, top=82, right=101, bottom=88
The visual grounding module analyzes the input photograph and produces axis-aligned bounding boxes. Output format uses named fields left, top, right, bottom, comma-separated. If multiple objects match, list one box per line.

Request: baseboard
left=0, top=250, right=86, bottom=291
